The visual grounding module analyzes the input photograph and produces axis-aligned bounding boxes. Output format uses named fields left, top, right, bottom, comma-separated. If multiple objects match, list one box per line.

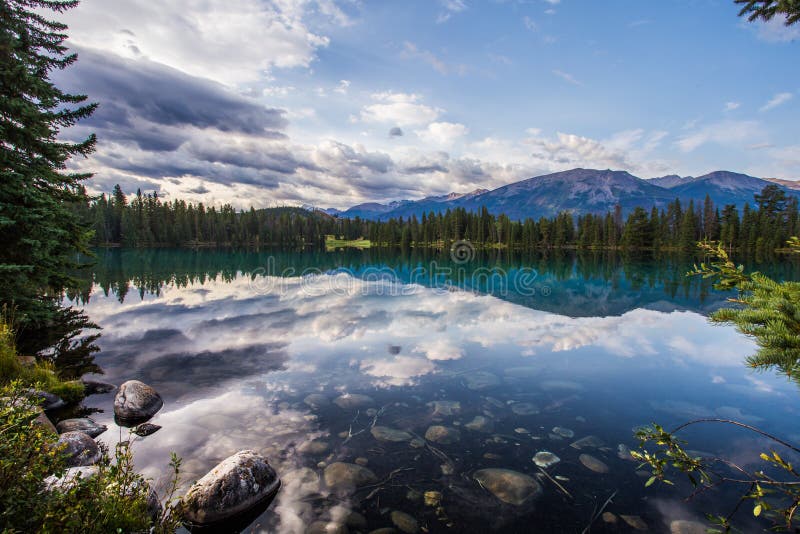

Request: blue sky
left=56, top=0, right=799, bottom=208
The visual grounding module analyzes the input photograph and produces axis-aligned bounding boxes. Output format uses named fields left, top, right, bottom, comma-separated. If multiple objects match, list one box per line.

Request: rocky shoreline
left=40, top=378, right=283, bottom=528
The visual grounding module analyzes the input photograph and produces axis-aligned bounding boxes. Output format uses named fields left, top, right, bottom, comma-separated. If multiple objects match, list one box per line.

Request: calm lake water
left=67, top=248, right=800, bottom=533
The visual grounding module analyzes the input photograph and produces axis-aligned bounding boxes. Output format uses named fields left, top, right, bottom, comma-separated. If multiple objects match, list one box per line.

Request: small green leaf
left=753, top=504, right=762, bottom=517
left=645, top=476, right=656, bottom=487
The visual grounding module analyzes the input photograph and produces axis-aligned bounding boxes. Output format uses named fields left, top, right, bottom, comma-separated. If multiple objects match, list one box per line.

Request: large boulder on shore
left=44, top=466, right=100, bottom=492
left=56, top=417, right=107, bottom=438
left=114, top=380, right=163, bottom=424
left=56, top=431, right=102, bottom=467
left=181, top=450, right=281, bottom=526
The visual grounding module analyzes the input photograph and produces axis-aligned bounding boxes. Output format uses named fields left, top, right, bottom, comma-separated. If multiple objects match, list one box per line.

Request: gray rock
left=34, top=408, right=57, bottom=434
left=298, top=440, right=330, bottom=455
left=182, top=450, right=280, bottom=526
left=670, top=519, right=708, bottom=534
left=56, top=431, right=102, bottom=467
left=424, top=425, right=461, bottom=445
left=532, top=451, right=560, bottom=468
left=579, top=454, right=609, bottom=474
left=114, top=380, right=163, bottom=424
left=304, top=393, right=330, bottom=409
left=473, top=468, right=542, bottom=506
left=510, top=402, right=539, bottom=415
left=333, top=393, right=374, bottom=410
left=307, top=520, right=348, bottom=534
left=132, top=423, right=161, bottom=437
left=464, top=415, right=494, bottom=433
left=43, top=466, right=100, bottom=492
left=371, top=426, right=413, bottom=442
left=463, top=371, right=501, bottom=390
left=81, top=379, right=116, bottom=395
left=56, top=418, right=107, bottom=438
left=391, top=510, right=419, bottom=533
left=427, top=400, right=461, bottom=417
left=324, top=462, right=378, bottom=491
left=26, top=389, right=65, bottom=411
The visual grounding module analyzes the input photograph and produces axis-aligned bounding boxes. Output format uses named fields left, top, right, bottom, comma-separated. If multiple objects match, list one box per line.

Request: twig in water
left=581, top=489, right=617, bottom=534
left=537, top=467, right=573, bottom=500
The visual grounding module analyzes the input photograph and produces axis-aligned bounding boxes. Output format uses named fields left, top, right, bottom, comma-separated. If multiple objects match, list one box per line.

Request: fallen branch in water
left=537, top=467, right=573, bottom=500
left=581, top=489, right=617, bottom=534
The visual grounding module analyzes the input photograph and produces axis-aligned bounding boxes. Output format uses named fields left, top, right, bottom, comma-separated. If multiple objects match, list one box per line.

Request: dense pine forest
left=79, top=184, right=800, bottom=254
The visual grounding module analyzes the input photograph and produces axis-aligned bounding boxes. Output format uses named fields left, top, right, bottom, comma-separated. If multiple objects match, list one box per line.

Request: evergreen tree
left=0, top=0, right=97, bottom=356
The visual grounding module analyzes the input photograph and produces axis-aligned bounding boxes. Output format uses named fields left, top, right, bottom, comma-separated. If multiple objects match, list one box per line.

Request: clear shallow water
left=68, top=249, right=800, bottom=533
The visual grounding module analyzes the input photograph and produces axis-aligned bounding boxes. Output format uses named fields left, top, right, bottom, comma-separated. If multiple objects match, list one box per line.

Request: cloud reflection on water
left=73, top=271, right=783, bottom=533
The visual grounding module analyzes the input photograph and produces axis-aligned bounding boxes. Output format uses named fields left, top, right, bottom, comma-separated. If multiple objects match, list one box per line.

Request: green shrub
left=0, top=321, right=84, bottom=404
left=0, top=381, right=183, bottom=532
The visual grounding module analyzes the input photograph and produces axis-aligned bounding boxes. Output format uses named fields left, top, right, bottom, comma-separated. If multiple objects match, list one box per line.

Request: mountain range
left=312, top=169, right=796, bottom=221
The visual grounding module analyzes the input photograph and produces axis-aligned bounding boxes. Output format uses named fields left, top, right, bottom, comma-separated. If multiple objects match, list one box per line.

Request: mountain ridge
left=313, top=168, right=796, bottom=221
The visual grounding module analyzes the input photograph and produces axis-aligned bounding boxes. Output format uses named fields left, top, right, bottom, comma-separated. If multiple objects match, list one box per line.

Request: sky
left=53, top=0, right=800, bottom=209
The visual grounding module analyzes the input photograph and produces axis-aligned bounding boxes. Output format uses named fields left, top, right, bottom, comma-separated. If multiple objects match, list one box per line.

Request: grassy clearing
left=325, top=235, right=372, bottom=249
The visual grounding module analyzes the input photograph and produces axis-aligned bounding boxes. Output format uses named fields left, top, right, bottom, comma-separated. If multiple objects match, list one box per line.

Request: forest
left=79, top=183, right=800, bottom=255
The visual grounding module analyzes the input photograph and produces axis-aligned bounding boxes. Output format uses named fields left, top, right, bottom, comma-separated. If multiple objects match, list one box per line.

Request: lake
left=67, top=248, right=800, bottom=533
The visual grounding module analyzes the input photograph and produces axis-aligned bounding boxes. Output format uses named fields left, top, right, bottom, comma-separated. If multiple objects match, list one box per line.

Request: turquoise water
left=67, top=249, right=800, bottom=533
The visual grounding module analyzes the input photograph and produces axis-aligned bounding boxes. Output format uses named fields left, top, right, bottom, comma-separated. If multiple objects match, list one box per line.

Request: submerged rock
left=551, top=426, right=574, bottom=438
left=307, top=520, right=348, bottom=534
left=473, top=468, right=542, bottom=506
left=570, top=435, right=604, bottom=450
left=620, top=515, right=648, bottom=530
left=182, top=450, right=280, bottom=526
left=670, top=519, right=708, bottom=534
left=579, top=454, right=609, bottom=474
left=617, top=443, right=635, bottom=461
left=298, top=440, right=330, bottom=455
left=324, top=462, right=378, bottom=491
left=371, top=426, right=413, bottom=442
left=114, top=380, right=163, bottom=424
left=427, top=400, right=461, bottom=417
left=424, top=491, right=442, bottom=507
left=132, top=423, right=161, bottom=437
left=424, top=425, right=461, bottom=445
left=463, top=371, right=501, bottom=391
left=56, top=431, right=102, bottom=467
left=391, top=511, right=419, bottom=533
left=510, top=402, right=539, bottom=416
left=602, top=512, right=618, bottom=524
left=532, top=451, right=560, bottom=468
left=333, top=393, right=374, bottom=410
left=303, top=394, right=330, bottom=409
left=81, top=379, right=116, bottom=395
left=56, top=418, right=107, bottom=438
left=464, top=415, right=494, bottom=433
left=281, top=467, right=319, bottom=498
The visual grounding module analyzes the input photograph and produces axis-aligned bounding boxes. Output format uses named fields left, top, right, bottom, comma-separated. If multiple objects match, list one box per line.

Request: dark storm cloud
left=55, top=47, right=288, bottom=145
left=389, top=127, right=404, bottom=137
left=402, top=164, right=448, bottom=174
left=186, top=185, right=210, bottom=194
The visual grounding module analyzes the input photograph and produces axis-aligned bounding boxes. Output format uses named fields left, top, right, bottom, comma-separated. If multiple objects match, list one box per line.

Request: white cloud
left=676, top=120, right=763, bottom=152
left=552, top=69, right=582, bottom=86
left=401, top=42, right=450, bottom=75
left=415, top=122, right=469, bottom=145
left=760, top=92, right=793, bottom=112
left=359, top=92, right=442, bottom=126
left=752, top=16, right=800, bottom=43
left=334, top=79, right=351, bottom=95
left=724, top=101, right=741, bottom=111
left=523, top=16, right=538, bottom=31
left=437, top=0, right=467, bottom=23
left=61, top=0, right=347, bottom=86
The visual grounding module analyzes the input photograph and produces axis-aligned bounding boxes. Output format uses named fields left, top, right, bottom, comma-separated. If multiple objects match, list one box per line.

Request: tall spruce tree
left=0, top=0, right=97, bottom=357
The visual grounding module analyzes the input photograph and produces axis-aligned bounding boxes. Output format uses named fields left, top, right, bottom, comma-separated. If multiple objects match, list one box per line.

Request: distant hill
left=327, top=168, right=792, bottom=221
left=670, top=171, right=779, bottom=207
left=766, top=178, right=800, bottom=191
left=648, top=174, right=694, bottom=188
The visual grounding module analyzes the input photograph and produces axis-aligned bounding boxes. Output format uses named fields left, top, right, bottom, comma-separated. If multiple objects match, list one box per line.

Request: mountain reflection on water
left=68, top=249, right=800, bottom=533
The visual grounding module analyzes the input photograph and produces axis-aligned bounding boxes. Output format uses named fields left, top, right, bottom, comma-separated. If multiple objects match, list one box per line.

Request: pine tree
left=0, top=0, right=97, bottom=355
